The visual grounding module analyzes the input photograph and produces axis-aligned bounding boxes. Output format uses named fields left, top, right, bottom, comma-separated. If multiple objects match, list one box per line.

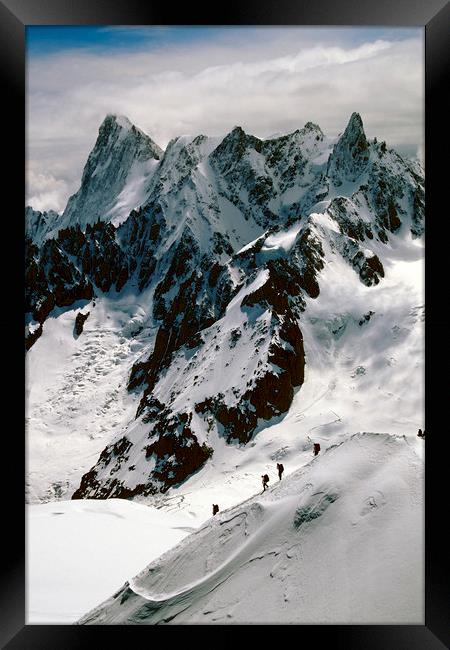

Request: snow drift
left=79, top=432, right=424, bottom=625
left=27, top=499, right=198, bottom=623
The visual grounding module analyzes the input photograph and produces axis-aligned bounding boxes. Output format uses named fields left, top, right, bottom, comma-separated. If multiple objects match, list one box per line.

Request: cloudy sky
left=26, top=26, right=424, bottom=213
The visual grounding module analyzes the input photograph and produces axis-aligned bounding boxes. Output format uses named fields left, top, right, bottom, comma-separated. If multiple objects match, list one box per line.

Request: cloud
left=26, top=29, right=424, bottom=212
left=26, top=168, right=72, bottom=213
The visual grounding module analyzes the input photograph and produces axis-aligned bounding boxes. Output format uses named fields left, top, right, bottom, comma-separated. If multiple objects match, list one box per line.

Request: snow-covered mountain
left=25, top=112, right=424, bottom=508
left=48, top=114, right=163, bottom=240
left=25, top=206, right=60, bottom=246
left=78, top=433, right=423, bottom=624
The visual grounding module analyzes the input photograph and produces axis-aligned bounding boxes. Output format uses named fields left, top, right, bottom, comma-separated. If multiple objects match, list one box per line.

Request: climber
left=212, top=504, right=219, bottom=516
left=313, top=442, right=321, bottom=456
left=277, top=463, right=284, bottom=480
left=262, top=474, right=269, bottom=492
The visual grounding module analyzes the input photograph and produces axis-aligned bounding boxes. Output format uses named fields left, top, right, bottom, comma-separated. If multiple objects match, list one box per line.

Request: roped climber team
left=214, top=427, right=425, bottom=515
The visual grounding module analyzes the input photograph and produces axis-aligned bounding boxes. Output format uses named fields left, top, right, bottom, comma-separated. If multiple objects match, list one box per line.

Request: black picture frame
left=2, top=0, right=448, bottom=646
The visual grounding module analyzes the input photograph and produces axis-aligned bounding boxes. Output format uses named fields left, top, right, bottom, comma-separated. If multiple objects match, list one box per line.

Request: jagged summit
left=102, top=113, right=133, bottom=131
left=26, top=110, right=424, bottom=503
left=345, top=111, right=364, bottom=132
left=327, top=112, right=370, bottom=186
left=56, top=114, right=163, bottom=231
left=302, top=121, right=323, bottom=135
left=100, top=114, right=162, bottom=150
left=216, top=124, right=261, bottom=148
left=92, top=113, right=163, bottom=162
left=339, top=112, right=367, bottom=148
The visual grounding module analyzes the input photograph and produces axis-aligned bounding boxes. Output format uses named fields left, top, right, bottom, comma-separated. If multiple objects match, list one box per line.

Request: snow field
left=25, top=114, right=425, bottom=625
left=26, top=292, right=156, bottom=503
left=79, top=433, right=423, bottom=624
left=27, top=499, right=199, bottom=623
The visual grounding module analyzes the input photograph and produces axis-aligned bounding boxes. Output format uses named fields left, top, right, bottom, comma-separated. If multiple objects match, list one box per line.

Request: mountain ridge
left=77, top=432, right=424, bottom=624
left=25, top=111, right=424, bottom=503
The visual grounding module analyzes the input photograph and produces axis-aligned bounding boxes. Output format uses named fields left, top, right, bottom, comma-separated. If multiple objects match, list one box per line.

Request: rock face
left=327, top=112, right=370, bottom=186
left=25, top=112, right=425, bottom=498
left=74, top=311, right=90, bottom=336
left=59, top=114, right=163, bottom=231
left=25, top=235, right=95, bottom=326
left=195, top=313, right=305, bottom=444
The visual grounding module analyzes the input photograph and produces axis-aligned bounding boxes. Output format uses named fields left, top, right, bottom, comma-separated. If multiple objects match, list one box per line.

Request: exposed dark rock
left=26, top=220, right=130, bottom=336
left=72, top=471, right=159, bottom=500
left=352, top=251, right=385, bottom=286
left=242, top=243, right=322, bottom=318
left=229, top=328, right=242, bottom=348
left=327, top=112, right=370, bottom=185
left=26, top=235, right=95, bottom=325
left=329, top=196, right=367, bottom=242
left=33, top=112, right=423, bottom=499
left=208, top=262, right=223, bottom=288
left=196, top=314, right=305, bottom=443
left=411, top=183, right=425, bottom=237
left=72, top=408, right=214, bottom=497
left=359, top=310, right=375, bottom=326
left=74, top=311, right=90, bottom=336
left=72, top=436, right=137, bottom=499
left=25, top=323, right=43, bottom=351
left=242, top=267, right=290, bottom=315
left=145, top=418, right=214, bottom=491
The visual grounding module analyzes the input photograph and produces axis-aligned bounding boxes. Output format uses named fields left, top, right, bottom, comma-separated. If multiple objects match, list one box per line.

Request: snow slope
left=26, top=110, right=424, bottom=506
left=27, top=499, right=199, bottom=623
left=26, top=192, right=424, bottom=504
left=66, top=208, right=424, bottom=503
left=26, top=289, right=157, bottom=502
left=129, top=229, right=424, bottom=518
left=56, top=114, right=163, bottom=233
left=25, top=111, right=425, bottom=626
left=79, top=432, right=423, bottom=625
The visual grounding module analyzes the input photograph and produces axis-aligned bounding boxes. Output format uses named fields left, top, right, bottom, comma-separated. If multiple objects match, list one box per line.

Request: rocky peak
left=83, top=114, right=162, bottom=181
left=302, top=121, right=324, bottom=136
left=212, top=126, right=263, bottom=161
left=226, top=125, right=247, bottom=141
left=337, top=112, right=369, bottom=159
left=100, top=113, right=132, bottom=134
left=28, top=111, right=425, bottom=502
left=343, top=112, right=365, bottom=139
left=58, top=115, right=163, bottom=231
left=98, top=114, right=162, bottom=153
left=327, top=112, right=370, bottom=186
